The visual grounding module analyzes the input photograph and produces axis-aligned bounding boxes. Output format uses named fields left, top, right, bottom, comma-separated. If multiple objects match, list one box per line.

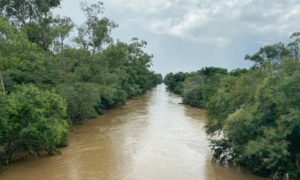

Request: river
left=0, top=85, right=265, bottom=180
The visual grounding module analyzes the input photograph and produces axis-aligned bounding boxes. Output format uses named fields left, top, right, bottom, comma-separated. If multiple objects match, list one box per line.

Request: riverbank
left=164, top=58, right=300, bottom=179
left=0, top=85, right=264, bottom=180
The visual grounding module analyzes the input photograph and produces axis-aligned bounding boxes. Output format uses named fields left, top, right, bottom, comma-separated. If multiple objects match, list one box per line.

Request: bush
left=0, top=85, right=69, bottom=166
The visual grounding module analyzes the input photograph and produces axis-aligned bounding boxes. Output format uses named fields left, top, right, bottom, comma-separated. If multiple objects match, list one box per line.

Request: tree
left=0, top=0, right=75, bottom=51
left=23, top=16, right=57, bottom=50
left=0, top=0, right=60, bottom=26
left=0, top=85, right=69, bottom=166
left=245, top=42, right=289, bottom=65
left=288, top=32, right=300, bottom=60
left=183, top=75, right=205, bottom=107
left=56, top=83, right=101, bottom=121
left=164, top=72, right=189, bottom=94
left=74, top=1, right=117, bottom=54
left=52, top=16, right=74, bottom=52
left=0, top=16, right=47, bottom=90
left=0, top=0, right=60, bottom=49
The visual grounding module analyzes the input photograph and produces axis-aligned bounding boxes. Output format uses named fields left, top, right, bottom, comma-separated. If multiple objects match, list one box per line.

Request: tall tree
left=0, top=0, right=67, bottom=50
left=0, top=0, right=60, bottom=26
left=288, top=32, right=300, bottom=60
left=245, top=42, right=289, bottom=65
left=74, top=1, right=117, bottom=54
left=52, top=16, right=74, bottom=52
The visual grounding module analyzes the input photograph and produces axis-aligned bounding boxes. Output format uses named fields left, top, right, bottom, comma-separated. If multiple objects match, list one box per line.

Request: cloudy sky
left=54, top=0, right=300, bottom=74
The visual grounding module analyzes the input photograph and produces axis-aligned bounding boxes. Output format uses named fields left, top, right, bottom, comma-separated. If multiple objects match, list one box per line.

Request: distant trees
left=0, top=1, right=161, bottom=169
left=164, top=33, right=300, bottom=179
left=164, top=72, right=189, bottom=94
left=164, top=67, right=227, bottom=108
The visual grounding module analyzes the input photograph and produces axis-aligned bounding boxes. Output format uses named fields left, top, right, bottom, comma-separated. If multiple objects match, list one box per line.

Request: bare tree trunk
left=61, top=37, right=64, bottom=52
left=0, top=72, right=5, bottom=95
left=296, top=45, right=299, bottom=61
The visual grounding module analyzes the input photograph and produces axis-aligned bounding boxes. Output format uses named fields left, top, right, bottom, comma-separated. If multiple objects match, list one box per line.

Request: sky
left=54, top=0, right=300, bottom=75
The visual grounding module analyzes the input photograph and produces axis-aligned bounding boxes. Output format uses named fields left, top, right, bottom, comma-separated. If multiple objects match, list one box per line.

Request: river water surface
left=0, top=85, right=265, bottom=180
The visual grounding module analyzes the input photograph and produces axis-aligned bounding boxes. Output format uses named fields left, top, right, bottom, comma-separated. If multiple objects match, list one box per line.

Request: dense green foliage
left=0, top=85, right=69, bottom=166
left=164, top=35, right=300, bottom=178
left=0, top=1, right=161, bottom=169
left=164, top=72, right=189, bottom=95
left=164, top=67, right=227, bottom=107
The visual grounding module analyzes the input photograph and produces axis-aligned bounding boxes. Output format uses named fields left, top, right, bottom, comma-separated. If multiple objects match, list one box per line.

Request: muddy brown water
left=0, top=85, right=265, bottom=180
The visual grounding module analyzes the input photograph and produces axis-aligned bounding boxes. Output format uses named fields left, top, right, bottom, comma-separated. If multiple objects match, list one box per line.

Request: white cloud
left=58, top=0, right=300, bottom=47
left=108, top=0, right=174, bottom=14
left=169, top=9, right=209, bottom=37
left=144, top=0, right=300, bottom=46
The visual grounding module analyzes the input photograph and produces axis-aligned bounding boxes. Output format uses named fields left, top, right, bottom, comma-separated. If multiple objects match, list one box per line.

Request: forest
left=0, top=1, right=162, bottom=170
left=164, top=34, right=300, bottom=178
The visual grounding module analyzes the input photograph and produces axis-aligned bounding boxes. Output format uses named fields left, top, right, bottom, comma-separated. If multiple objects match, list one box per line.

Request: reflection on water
left=0, top=85, right=265, bottom=180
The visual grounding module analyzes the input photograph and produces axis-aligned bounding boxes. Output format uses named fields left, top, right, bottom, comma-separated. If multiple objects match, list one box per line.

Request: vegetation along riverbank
left=164, top=34, right=300, bottom=179
left=0, top=1, right=162, bottom=171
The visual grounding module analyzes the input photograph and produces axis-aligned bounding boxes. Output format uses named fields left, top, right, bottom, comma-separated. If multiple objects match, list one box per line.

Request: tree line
left=0, top=1, right=162, bottom=170
left=164, top=33, right=300, bottom=179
